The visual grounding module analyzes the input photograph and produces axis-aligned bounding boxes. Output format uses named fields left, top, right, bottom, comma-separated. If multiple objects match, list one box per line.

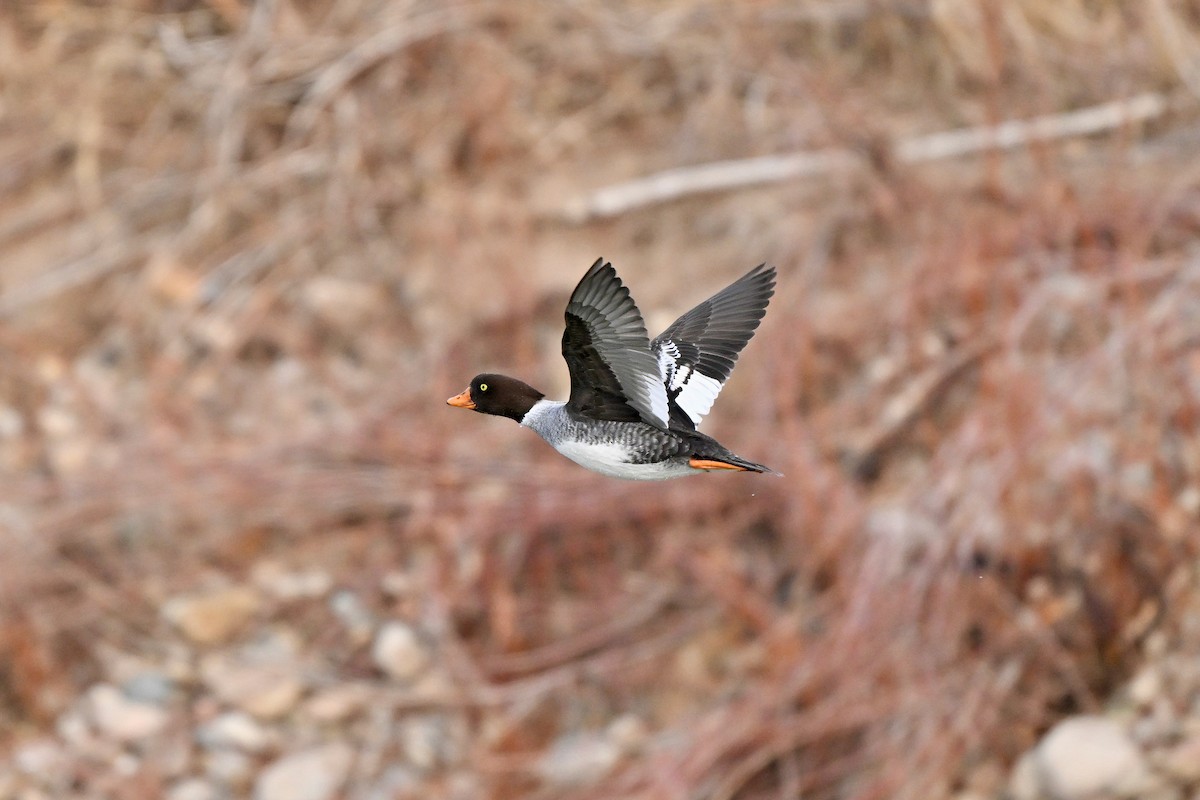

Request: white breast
left=552, top=440, right=692, bottom=480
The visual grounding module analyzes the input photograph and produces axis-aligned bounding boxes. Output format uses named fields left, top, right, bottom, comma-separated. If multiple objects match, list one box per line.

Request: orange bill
left=447, top=389, right=475, bottom=409
left=689, top=457, right=748, bottom=471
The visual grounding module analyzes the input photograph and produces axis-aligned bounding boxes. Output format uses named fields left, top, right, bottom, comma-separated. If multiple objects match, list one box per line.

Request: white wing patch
left=671, top=367, right=723, bottom=426
left=658, top=339, right=724, bottom=426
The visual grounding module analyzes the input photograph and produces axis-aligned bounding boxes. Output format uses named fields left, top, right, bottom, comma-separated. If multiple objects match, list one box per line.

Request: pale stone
left=1035, top=716, right=1158, bottom=799
left=1129, top=665, right=1163, bottom=708
left=399, top=714, right=465, bottom=771
left=303, top=684, right=372, bottom=723
left=330, top=590, right=374, bottom=635
left=87, top=684, right=169, bottom=742
left=164, top=587, right=260, bottom=645
left=537, top=730, right=622, bottom=787
left=254, top=743, right=354, bottom=800
left=166, top=778, right=217, bottom=800
left=252, top=562, right=332, bottom=600
left=14, top=739, right=65, bottom=776
left=204, top=749, right=255, bottom=790
left=200, top=654, right=304, bottom=720
left=197, top=711, right=272, bottom=753
left=372, top=622, right=431, bottom=682
left=607, top=714, right=648, bottom=752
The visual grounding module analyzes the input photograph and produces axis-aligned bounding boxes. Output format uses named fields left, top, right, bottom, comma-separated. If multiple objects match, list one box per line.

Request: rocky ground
left=4, top=552, right=1200, bottom=800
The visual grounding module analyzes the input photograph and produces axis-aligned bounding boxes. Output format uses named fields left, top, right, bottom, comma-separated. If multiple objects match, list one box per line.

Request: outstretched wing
left=562, top=259, right=670, bottom=428
left=651, top=263, right=776, bottom=429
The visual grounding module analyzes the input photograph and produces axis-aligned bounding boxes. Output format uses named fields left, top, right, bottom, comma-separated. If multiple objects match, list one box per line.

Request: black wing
left=651, top=263, right=776, bottom=430
left=562, top=259, right=669, bottom=428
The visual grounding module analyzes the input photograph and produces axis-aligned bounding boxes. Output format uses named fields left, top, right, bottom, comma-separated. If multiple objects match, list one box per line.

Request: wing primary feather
left=561, top=259, right=670, bottom=428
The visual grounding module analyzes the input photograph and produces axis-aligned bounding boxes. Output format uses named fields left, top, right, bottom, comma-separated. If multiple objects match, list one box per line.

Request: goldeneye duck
left=448, top=258, right=777, bottom=480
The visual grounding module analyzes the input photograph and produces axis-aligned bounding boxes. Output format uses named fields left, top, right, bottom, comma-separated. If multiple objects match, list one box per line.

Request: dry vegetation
left=3, top=0, right=1200, bottom=798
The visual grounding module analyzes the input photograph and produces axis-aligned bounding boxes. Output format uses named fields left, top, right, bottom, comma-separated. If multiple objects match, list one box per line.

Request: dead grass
left=3, top=0, right=1200, bottom=797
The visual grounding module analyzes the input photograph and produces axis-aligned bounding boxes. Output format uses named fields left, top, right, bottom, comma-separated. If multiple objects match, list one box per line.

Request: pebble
left=197, top=711, right=273, bottom=753
left=252, top=561, right=333, bottom=600
left=87, top=683, right=170, bottom=742
left=254, top=743, right=354, bottom=800
left=55, top=708, right=94, bottom=748
left=368, top=765, right=421, bottom=797
left=399, top=713, right=465, bottom=771
left=200, top=654, right=305, bottom=720
left=607, top=714, right=648, bottom=752
left=166, top=778, right=217, bottom=800
left=1129, top=665, right=1163, bottom=708
left=1032, top=716, right=1160, bottom=800
left=164, top=587, right=261, bottom=645
left=379, top=571, right=415, bottom=598
left=536, top=730, right=622, bottom=787
left=205, top=749, right=256, bottom=790
left=122, top=671, right=176, bottom=705
left=303, top=683, right=372, bottom=723
left=372, top=622, right=431, bottom=682
left=330, top=590, right=375, bottom=644
left=13, top=739, right=64, bottom=777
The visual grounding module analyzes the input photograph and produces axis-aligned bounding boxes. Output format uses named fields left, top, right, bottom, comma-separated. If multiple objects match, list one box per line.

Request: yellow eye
left=479, top=383, right=488, bottom=392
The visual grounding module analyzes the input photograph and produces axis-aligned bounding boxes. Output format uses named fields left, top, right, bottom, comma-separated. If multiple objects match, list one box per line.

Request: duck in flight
left=447, top=258, right=777, bottom=480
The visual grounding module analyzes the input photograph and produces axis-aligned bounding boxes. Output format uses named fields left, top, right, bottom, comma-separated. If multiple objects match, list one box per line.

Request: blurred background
left=3, top=1, right=1200, bottom=798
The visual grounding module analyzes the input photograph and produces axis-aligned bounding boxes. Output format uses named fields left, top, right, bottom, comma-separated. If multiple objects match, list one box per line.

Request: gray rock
left=122, top=671, right=176, bottom=705
left=254, top=743, right=354, bottom=800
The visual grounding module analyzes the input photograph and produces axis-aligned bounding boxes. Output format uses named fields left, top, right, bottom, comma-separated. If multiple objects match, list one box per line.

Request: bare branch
left=562, top=93, right=1175, bottom=221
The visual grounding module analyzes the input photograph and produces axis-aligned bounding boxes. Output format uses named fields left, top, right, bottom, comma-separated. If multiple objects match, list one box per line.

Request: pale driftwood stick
left=563, top=93, right=1173, bottom=222
left=896, top=92, right=1169, bottom=163
left=562, top=149, right=860, bottom=222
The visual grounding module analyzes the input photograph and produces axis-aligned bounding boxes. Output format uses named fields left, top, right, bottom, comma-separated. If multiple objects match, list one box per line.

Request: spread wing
left=562, top=259, right=670, bottom=428
left=651, top=263, right=775, bottom=430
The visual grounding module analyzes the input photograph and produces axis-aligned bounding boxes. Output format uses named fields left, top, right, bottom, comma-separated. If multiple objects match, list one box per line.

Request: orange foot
left=689, top=457, right=749, bottom=471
